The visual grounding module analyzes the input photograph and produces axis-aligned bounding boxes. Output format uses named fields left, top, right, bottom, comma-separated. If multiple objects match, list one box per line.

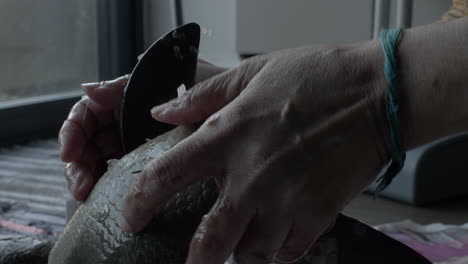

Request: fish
left=48, top=126, right=319, bottom=264
left=48, top=126, right=220, bottom=264
left=47, top=125, right=431, bottom=264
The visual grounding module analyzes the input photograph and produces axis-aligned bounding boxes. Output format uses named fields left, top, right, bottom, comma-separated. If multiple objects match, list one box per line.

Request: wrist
left=350, top=39, right=393, bottom=165
left=358, top=17, right=468, bottom=163
left=395, top=17, right=468, bottom=150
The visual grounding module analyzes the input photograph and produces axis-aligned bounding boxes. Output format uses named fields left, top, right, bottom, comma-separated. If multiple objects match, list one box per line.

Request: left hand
left=58, top=59, right=224, bottom=201
left=121, top=41, right=390, bottom=263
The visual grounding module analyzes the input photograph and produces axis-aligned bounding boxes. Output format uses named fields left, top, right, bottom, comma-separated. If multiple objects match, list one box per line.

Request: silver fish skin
left=48, top=126, right=313, bottom=264
left=48, top=126, right=218, bottom=264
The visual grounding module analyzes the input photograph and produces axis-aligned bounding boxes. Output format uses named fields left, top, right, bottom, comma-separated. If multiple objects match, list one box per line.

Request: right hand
left=59, top=60, right=226, bottom=201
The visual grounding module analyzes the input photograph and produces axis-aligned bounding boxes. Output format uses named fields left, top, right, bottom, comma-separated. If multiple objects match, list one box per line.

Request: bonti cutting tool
left=121, top=23, right=199, bottom=154
left=119, top=23, right=431, bottom=264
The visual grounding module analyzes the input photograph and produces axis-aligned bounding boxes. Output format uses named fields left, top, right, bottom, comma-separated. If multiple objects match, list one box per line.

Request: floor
left=0, top=138, right=467, bottom=240
left=0, top=139, right=67, bottom=238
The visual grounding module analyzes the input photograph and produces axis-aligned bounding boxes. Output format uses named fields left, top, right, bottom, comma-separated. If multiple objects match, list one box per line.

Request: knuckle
left=185, top=89, right=197, bottom=109
left=66, top=103, right=82, bottom=121
left=190, top=213, right=227, bottom=253
left=235, top=250, right=275, bottom=264
left=199, top=72, right=231, bottom=103
left=145, top=154, right=181, bottom=189
left=192, top=229, right=224, bottom=253
left=277, top=243, right=310, bottom=262
left=75, top=98, right=89, bottom=113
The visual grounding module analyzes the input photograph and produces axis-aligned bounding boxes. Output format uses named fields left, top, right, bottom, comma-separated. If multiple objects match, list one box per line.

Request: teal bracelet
left=375, top=28, right=406, bottom=194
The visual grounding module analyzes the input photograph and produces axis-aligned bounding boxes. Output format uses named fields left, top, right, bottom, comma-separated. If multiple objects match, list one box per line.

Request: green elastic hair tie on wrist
left=375, top=28, right=406, bottom=195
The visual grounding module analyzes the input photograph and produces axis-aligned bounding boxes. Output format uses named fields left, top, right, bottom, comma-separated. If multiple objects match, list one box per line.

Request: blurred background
left=1, top=1, right=468, bottom=262
left=0, top=0, right=452, bottom=102
left=0, top=0, right=454, bottom=144
left=0, top=1, right=97, bottom=102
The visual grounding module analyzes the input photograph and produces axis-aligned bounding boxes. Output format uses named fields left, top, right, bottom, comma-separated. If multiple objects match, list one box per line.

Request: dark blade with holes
left=120, top=23, right=200, bottom=153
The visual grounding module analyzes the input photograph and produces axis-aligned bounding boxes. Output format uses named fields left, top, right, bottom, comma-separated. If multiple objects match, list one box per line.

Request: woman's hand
left=59, top=60, right=225, bottom=201
left=59, top=76, right=128, bottom=201
left=121, top=40, right=391, bottom=263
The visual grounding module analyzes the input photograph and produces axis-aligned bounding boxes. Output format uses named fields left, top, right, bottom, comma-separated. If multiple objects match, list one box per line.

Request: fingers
left=276, top=232, right=313, bottom=262
left=275, top=218, right=329, bottom=263
left=151, top=60, right=264, bottom=125
left=121, top=128, right=222, bottom=233
left=63, top=127, right=121, bottom=201
left=64, top=162, right=95, bottom=201
left=59, top=94, right=117, bottom=162
left=64, top=141, right=103, bottom=201
left=59, top=75, right=129, bottom=201
left=60, top=74, right=127, bottom=175
left=82, top=75, right=129, bottom=110
left=59, top=118, right=88, bottom=163
left=234, top=212, right=290, bottom=263
left=59, top=114, right=121, bottom=200
left=186, top=196, right=253, bottom=264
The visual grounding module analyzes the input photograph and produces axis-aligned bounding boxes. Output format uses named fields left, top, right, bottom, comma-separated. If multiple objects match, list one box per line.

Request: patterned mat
left=0, top=139, right=66, bottom=240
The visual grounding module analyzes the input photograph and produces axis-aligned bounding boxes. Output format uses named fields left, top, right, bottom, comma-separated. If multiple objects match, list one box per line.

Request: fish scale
left=48, top=127, right=221, bottom=264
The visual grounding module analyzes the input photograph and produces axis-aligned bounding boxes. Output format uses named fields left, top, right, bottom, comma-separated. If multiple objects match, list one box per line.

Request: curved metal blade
left=121, top=23, right=200, bottom=153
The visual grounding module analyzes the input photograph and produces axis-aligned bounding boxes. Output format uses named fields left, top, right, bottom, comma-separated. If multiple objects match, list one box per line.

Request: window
left=0, top=0, right=141, bottom=146
left=0, top=0, right=98, bottom=102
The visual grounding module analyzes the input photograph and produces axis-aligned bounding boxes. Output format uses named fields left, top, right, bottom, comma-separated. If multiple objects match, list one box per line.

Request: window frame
left=0, top=0, right=144, bottom=147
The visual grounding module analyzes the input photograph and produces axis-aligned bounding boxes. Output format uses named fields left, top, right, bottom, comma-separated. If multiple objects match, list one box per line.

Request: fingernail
left=64, top=163, right=79, bottom=187
left=150, top=105, right=165, bottom=116
left=58, top=129, right=69, bottom=150
left=65, top=164, right=90, bottom=199
left=75, top=171, right=92, bottom=201
left=120, top=75, right=130, bottom=87
left=66, top=167, right=87, bottom=201
left=76, top=172, right=88, bottom=193
left=151, top=98, right=181, bottom=117
left=81, top=82, right=100, bottom=91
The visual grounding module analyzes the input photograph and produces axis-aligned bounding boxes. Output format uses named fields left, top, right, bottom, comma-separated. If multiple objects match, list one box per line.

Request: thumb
left=82, top=75, right=129, bottom=110
left=151, top=60, right=263, bottom=125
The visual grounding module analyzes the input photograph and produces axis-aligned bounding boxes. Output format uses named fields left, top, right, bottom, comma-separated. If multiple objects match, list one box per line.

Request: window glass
left=0, top=0, right=97, bottom=102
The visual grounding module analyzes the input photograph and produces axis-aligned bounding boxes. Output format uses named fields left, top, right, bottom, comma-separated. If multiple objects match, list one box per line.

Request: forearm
left=390, top=17, right=468, bottom=150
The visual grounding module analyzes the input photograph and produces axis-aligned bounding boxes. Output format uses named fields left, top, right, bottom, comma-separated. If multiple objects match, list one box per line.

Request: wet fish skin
left=48, top=126, right=218, bottom=264
left=0, top=234, right=53, bottom=264
left=49, top=126, right=315, bottom=264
